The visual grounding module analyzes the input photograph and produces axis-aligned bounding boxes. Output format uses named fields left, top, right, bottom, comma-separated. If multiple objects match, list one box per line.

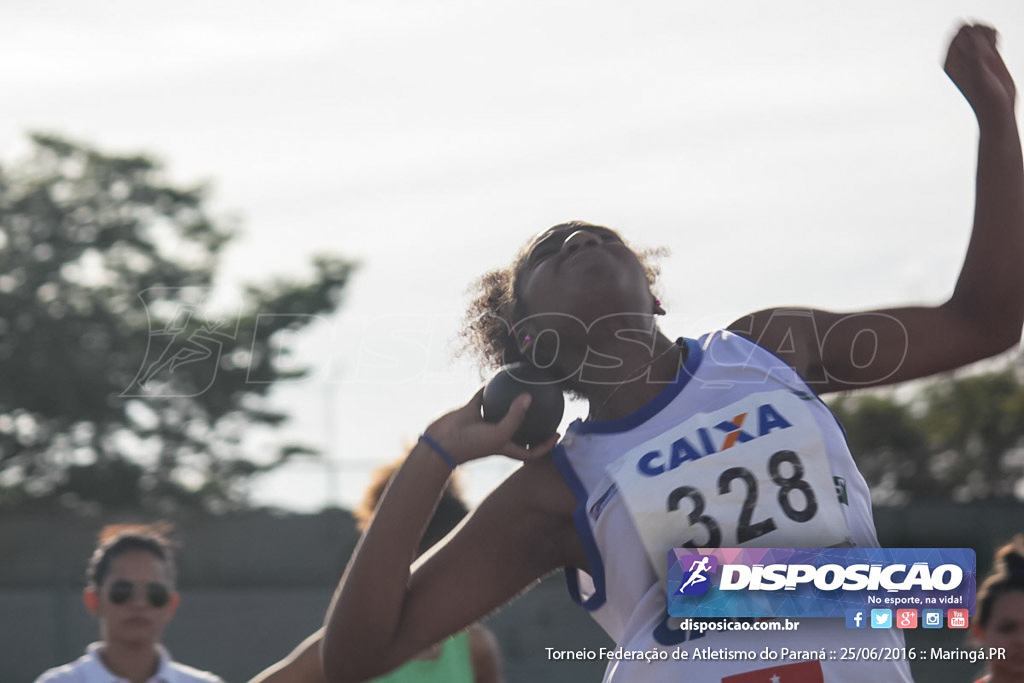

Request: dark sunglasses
left=107, top=579, right=172, bottom=608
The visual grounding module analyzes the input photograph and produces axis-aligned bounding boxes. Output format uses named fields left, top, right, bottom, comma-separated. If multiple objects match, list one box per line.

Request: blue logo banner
left=667, top=547, right=975, bottom=618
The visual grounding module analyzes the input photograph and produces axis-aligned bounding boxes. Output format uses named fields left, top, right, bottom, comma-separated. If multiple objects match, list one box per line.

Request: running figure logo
left=676, top=555, right=718, bottom=596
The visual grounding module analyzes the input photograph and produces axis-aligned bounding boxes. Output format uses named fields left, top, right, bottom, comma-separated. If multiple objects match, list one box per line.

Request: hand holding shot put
left=420, top=360, right=566, bottom=466
left=422, top=385, right=560, bottom=468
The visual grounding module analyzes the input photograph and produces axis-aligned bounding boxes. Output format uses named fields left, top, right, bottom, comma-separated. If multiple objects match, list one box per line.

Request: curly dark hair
left=460, top=221, right=666, bottom=372
left=976, top=533, right=1024, bottom=628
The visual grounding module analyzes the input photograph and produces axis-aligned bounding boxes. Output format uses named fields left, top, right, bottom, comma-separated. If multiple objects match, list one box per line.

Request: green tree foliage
left=0, top=134, right=356, bottom=513
left=830, top=362, right=1024, bottom=505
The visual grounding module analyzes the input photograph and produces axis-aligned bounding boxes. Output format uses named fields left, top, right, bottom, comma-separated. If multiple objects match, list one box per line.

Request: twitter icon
left=871, top=609, right=893, bottom=629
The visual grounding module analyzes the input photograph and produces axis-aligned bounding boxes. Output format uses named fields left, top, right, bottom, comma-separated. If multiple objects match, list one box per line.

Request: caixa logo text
left=718, top=563, right=964, bottom=592
left=638, top=403, right=792, bottom=477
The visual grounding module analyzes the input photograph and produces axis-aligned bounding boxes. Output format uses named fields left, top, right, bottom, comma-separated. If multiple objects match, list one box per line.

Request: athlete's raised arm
left=730, top=24, right=1023, bottom=393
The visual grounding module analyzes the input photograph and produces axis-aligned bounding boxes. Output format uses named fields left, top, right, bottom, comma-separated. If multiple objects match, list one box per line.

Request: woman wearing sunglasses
left=34, top=524, right=223, bottom=683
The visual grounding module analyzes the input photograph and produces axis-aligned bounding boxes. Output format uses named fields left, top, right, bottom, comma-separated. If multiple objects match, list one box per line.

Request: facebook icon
left=846, top=610, right=866, bottom=629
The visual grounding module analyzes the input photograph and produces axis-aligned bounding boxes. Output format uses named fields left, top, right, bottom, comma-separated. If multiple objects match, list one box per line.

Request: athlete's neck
left=584, top=335, right=685, bottom=422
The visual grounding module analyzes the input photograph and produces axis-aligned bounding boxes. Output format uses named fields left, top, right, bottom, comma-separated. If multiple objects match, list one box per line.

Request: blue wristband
left=418, top=434, right=458, bottom=470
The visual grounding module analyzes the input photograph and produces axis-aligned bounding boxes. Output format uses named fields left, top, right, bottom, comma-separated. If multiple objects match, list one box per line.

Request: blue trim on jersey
left=551, top=338, right=703, bottom=612
left=551, top=443, right=607, bottom=611
left=570, top=338, right=703, bottom=436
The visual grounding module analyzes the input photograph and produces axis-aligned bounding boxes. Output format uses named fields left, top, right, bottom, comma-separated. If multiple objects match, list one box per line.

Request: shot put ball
left=481, top=362, right=564, bottom=447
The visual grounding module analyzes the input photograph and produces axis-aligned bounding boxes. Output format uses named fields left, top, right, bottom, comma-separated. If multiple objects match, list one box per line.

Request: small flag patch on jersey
left=722, top=660, right=824, bottom=683
left=833, top=476, right=848, bottom=504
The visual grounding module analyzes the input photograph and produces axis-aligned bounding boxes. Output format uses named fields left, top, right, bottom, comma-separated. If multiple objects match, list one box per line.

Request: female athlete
left=323, top=24, right=1022, bottom=683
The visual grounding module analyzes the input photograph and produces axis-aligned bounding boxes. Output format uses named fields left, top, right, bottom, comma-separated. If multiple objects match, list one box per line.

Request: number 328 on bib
left=608, top=391, right=850, bottom=581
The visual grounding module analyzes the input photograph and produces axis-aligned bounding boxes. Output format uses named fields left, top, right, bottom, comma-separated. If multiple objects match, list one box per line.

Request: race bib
left=608, top=391, right=850, bottom=581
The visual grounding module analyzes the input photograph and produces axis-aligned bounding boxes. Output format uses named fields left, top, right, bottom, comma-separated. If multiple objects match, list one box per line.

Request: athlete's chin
left=558, top=300, right=649, bottom=333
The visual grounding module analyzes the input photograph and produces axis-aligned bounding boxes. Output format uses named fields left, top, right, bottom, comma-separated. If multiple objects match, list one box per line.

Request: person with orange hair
left=248, top=458, right=502, bottom=683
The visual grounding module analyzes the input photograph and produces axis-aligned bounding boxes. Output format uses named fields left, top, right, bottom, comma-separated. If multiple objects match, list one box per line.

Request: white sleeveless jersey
left=553, top=331, right=914, bottom=683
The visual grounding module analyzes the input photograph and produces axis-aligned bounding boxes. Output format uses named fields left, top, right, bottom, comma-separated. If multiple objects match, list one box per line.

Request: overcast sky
left=4, top=0, right=1023, bottom=510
